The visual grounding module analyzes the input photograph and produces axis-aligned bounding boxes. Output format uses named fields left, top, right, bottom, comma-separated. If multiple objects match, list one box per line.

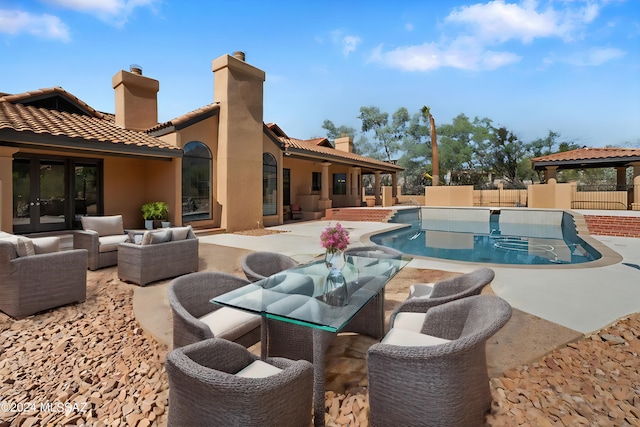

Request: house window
left=182, top=141, right=212, bottom=222
left=312, top=172, right=321, bottom=191
left=263, top=153, right=277, bottom=216
left=333, top=173, right=347, bottom=195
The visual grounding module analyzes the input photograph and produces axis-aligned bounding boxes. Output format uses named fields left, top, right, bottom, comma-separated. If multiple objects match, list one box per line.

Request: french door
left=12, top=156, right=102, bottom=234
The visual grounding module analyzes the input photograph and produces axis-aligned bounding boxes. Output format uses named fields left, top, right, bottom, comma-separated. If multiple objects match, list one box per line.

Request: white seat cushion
left=199, top=307, right=260, bottom=338
left=382, top=328, right=451, bottom=347
left=393, top=312, right=427, bottom=333
left=98, top=234, right=129, bottom=252
left=170, top=226, right=192, bottom=241
left=235, top=360, right=282, bottom=378
left=409, top=283, right=434, bottom=299
left=82, top=215, right=124, bottom=236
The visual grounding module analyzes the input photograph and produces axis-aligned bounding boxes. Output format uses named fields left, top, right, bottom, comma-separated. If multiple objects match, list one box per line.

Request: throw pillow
left=32, top=237, right=60, bottom=254
left=170, top=226, right=192, bottom=241
left=141, top=229, right=172, bottom=245
left=16, top=236, right=36, bottom=257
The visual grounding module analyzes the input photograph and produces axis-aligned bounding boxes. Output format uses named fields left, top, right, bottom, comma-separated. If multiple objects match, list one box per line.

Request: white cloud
left=331, top=29, right=362, bottom=57
left=565, top=47, right=626, bottom=66
left=0, top=9, right=70, bottom=41
left=42, top=0, right=159, bottom=27
left=369, top=0, right=615, bottom=72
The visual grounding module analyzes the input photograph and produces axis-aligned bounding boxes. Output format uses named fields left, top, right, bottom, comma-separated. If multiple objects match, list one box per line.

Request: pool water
left=371, top=208, right=601, bottom=265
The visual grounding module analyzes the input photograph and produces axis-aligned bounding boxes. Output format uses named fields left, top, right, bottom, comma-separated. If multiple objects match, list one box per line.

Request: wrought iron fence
left=473, top=189, right=528, bottom=207
left=571, top=184, right=633, bottom=210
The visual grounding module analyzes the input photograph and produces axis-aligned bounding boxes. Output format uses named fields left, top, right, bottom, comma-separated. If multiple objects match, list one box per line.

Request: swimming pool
left=370, top=208, right=601, bottom=265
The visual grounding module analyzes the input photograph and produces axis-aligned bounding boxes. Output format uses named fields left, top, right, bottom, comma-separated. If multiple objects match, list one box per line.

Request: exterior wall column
left=632, top=162, right=640, bottom=210
left=349, top=167, right=361, bottom=207
left=391, top=173, right=397, bottom=202
left=545, top=166, right=558, bottom=184
left=0, top=147, right=19, bottom=232
left=374, top=171, right=381, bottom=205
left=319, top=161, right=333, bottom=211
left=616, top=166, right=627, bottom=189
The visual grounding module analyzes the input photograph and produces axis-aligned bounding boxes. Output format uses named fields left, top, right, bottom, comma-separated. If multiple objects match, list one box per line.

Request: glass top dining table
left=211, top=254, right=412, bottom=332
left=211, top=252, right=411, bottom=427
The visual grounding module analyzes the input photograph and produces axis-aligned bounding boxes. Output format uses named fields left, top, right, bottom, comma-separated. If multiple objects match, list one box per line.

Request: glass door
left=13, top=158, right=67, bottom=233
left=13, top=156, right=102, bottom=233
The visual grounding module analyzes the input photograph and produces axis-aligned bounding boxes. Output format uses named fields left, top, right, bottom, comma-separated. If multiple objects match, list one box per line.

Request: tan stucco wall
left=425, top=185, right=474, bottom=206
left=0, top=147, right=19, bottom=231
left=213, top=54, right=265, bottom=232
left=528, top=182, right=573, bottom=209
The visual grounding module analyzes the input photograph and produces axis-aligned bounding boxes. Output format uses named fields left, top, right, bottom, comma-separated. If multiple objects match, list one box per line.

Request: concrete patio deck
left=133, top=217, right=640, bottom=380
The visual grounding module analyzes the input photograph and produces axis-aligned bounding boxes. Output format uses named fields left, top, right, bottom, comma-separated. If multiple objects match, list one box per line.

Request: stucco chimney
left=112, top=65, right=159, bottom=131
left=335, top=135, right=353, bottom=153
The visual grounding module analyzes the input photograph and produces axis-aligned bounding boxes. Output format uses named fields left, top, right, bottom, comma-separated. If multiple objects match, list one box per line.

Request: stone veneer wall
left=583, top=215, right=640, bottom=238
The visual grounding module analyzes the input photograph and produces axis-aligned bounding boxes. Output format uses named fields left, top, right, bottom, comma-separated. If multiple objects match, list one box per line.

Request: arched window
left=182, top=141, right=212, bottom=222
left=263, top=153, right=277, bottom=216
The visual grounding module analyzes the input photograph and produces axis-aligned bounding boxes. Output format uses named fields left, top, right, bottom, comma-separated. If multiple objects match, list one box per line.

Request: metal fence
left=571, top=184, right=634, bottom=210
left=473, top=189, right=528, bottom=207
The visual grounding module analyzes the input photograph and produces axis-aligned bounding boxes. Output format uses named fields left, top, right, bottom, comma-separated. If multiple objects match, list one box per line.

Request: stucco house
left=0, top=52, right=402, bottom=234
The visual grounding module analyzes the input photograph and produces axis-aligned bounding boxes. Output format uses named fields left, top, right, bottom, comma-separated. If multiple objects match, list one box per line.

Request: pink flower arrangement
left=320, top=223, right=350, bottom=253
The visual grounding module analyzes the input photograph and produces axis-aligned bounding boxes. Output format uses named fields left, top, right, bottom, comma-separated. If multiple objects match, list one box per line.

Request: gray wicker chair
left=368, top=295, right=512, bottom=427
left=390, top=267, right=495, bottom=327
left=73, top=215, right=128, bottom=270
left=165, top=338, right=314, bottom=427
left=168, top=271, right=261, bottom=348
left=241, top=251, right=298, bottom=282
left=344, top=244, right=404, bottom=259
left=0, top=237, right=87, bottom=319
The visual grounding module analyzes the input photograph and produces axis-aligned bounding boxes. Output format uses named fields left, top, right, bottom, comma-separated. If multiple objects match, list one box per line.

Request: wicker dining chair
left=240, top=251, right=299, bottom=282
left=389, top=267, right=495, bottom=329
left=368, top=295, right=512, bottom=427
left=166, top=338, right=314, bottom=427
left=168, top=271, right=261, bottom=349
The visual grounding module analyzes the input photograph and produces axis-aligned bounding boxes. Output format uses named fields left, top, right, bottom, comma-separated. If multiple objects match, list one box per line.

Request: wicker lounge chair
left=168, top=271, right=261, bottom=348
left=165, top=338, right=313, bottom=427
left=73, top=215, right=128, bottom=270
left=240, top=251, right=298, bottom=282
left=390, top=267, right=495, bottom=329
left=368, top=295, right=512, bottom=427
left=0, top=234, right=87, bottom=319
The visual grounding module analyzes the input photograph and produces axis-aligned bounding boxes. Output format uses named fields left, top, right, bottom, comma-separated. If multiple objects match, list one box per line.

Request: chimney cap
left=130, top=64, right=143, bottom=75
left=232, top=51, right=245, bottom=61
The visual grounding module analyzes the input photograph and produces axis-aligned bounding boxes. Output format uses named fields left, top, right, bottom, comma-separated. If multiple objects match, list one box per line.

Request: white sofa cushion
left=409, top=283, right=434, bottom=299
left=199, top=307, right=260, bottom=338
left=235, top=360, right=282, bottom=378
left=393, top=312, right=427, bottom=333
left=382, top=327, right=451, bottom=347
left=81, top=215, right=124, bottom=237
left=98, top=234, right=129, bottom=252
left=170, top=226, right=192, bottom=241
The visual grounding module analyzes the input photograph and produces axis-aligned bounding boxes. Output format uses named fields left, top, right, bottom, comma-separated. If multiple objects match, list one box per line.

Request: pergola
left=531, top=147, right=640, bottom=210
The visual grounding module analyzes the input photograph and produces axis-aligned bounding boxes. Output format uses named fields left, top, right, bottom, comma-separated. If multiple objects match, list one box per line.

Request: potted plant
left=141, top=201, right=169, bottom=229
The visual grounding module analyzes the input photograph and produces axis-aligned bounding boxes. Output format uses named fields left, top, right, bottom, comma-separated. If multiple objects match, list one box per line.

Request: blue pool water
left=370, top=208, right=601, bottom=265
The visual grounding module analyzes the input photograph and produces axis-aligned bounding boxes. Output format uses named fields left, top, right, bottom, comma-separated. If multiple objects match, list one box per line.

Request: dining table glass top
left=211, top=254, right=411, bottom=332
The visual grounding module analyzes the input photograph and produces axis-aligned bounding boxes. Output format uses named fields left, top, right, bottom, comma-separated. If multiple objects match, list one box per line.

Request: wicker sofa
left=0, top=232, right=88, bottom=319
left=73, top=215, right=128, bottom=270
left=117, top=226, right=198, bottom=286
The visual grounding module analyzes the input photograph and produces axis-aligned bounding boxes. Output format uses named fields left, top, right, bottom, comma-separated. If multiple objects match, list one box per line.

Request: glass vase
left=322, top=250, right=348, bottom=306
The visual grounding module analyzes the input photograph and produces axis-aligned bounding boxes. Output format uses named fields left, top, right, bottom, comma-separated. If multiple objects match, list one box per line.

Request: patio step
left=192, top=227, right=226, bottom=237
left=324, top=208, right=394, bottom=223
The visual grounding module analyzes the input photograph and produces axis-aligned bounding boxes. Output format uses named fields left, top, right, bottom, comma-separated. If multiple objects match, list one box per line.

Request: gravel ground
left=1, top=267, right=639, bottom=426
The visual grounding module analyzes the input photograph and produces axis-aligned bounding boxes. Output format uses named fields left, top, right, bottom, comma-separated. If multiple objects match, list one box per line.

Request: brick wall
left=584, top=215, right=640, bottom=238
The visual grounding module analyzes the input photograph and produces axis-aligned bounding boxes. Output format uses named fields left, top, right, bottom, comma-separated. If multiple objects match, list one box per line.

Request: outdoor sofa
left=117, top=226, right=198, bottom=286
left=0, top=232, right=87, bottom=319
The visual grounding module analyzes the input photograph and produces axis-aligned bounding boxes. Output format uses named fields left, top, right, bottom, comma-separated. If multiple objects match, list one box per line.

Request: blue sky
left=1, top=0, right=639, bottom=148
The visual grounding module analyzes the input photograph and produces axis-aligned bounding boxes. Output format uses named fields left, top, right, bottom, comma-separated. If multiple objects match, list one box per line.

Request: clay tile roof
left=148, top=103, right=220, bottom=134
left=0, top=89, right=181, bottom=157
left=531, top=147, right=640, bottom=169
left=0, top=87, right=105, bottom=119
left=265, top=123, right=403, bottom=172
